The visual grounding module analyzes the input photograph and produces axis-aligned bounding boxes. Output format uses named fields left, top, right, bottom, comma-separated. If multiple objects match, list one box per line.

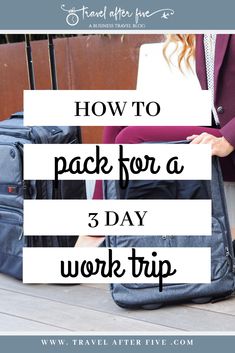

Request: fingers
left=186, top=134, right=199, bottom=141
left=189, top=132, right=212, bottom=144
left=185, top=133, right=233, bottom=157
left=187, top=132, right=215, bottom=144
left=186, top=132, right=215, bottom=155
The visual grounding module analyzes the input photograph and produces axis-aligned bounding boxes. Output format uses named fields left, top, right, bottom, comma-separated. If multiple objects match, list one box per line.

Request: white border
left=0, top=28, right=234, bottom=336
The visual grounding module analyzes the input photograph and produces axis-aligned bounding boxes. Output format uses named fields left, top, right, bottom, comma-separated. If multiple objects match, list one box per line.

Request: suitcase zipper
left=14, top=142, right=31, bottom=198
left=18, top=230, right=24, bottom=240
left=0, top=205, right=23, bottom=215
left=0, top=206, right=23, bottom=242
left=0, top=126, right=32, bottom=140
left=0, top=141, right=23, bottom=177
left=0, top=125, right=47, bottom=144
left=0, top=206, right=24, bottom=235
left=0, top=125, right=50, bottom=144
left=214, top=216, right=235, bottom=261
left=15, top=143, right=31, bottom=198
left=0, top=206, right=23, bottom=224
left=14, top=132, right=49, bottom=199
left=0, top=143, right=24, bottom=240
left=0, top=217, right=23, bottom=227
left=225, top=247, right=235, bottom=273
left=0, top=141, right=32, bottom=198
left=212, top=158, right=235, bottom=269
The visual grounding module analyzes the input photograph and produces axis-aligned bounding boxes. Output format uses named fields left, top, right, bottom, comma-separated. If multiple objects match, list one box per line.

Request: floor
left=0, top=274, right=235, bottom=333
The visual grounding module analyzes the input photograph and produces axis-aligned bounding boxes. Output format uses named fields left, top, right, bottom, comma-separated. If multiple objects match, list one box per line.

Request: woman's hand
left=186, top=133, right=234, bottom=157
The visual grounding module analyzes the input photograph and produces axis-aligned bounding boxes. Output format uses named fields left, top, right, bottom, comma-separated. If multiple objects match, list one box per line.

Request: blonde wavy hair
left=163, top=34, right=196, bottom=72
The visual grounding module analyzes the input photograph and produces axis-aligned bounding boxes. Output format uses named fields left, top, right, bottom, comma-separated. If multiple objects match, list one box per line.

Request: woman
left=78, top=34, right=235, bottom=246
left=104, top=35, right=235, bottom=158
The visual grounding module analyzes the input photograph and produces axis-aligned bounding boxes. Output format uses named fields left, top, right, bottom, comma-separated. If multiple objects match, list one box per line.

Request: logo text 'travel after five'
left=61, top=4, right=175, bottom=28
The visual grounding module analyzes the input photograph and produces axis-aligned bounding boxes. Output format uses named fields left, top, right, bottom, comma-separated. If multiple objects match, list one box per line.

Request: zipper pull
left=225, top=247, right=235, bottom=272
left=14, top=141, right=23, bottom=151
left=18, top=229, right=23, bottom=240
left=225, top=247, right=231, bottom=259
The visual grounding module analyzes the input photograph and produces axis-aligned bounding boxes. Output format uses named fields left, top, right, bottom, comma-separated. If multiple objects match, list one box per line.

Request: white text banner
left=24, top=90, right=211, bottom=126
left=24, top=199, right=211, bottom=236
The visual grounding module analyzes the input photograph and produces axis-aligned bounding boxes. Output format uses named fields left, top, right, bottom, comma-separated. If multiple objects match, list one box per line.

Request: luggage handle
left=9, top=112, right=62, bottom=135
left=25, top=34, right=36, bottom=90
left=48, top=34, right=58, bottom=90
left=24, top=34, right=58, bottom=90
left=12, top=38, right=60, bottom=132
left=10, top=112, right=24, bottom=119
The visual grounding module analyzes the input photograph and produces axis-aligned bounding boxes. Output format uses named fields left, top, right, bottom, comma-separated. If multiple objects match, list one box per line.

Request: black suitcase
left=0, top=35, right=86, bottom=279
left=105, top=142, right=235, bottom=309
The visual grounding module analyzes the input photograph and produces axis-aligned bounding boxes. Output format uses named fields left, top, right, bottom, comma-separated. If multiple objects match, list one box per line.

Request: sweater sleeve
left=220, top=116, right=235, bottom=148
